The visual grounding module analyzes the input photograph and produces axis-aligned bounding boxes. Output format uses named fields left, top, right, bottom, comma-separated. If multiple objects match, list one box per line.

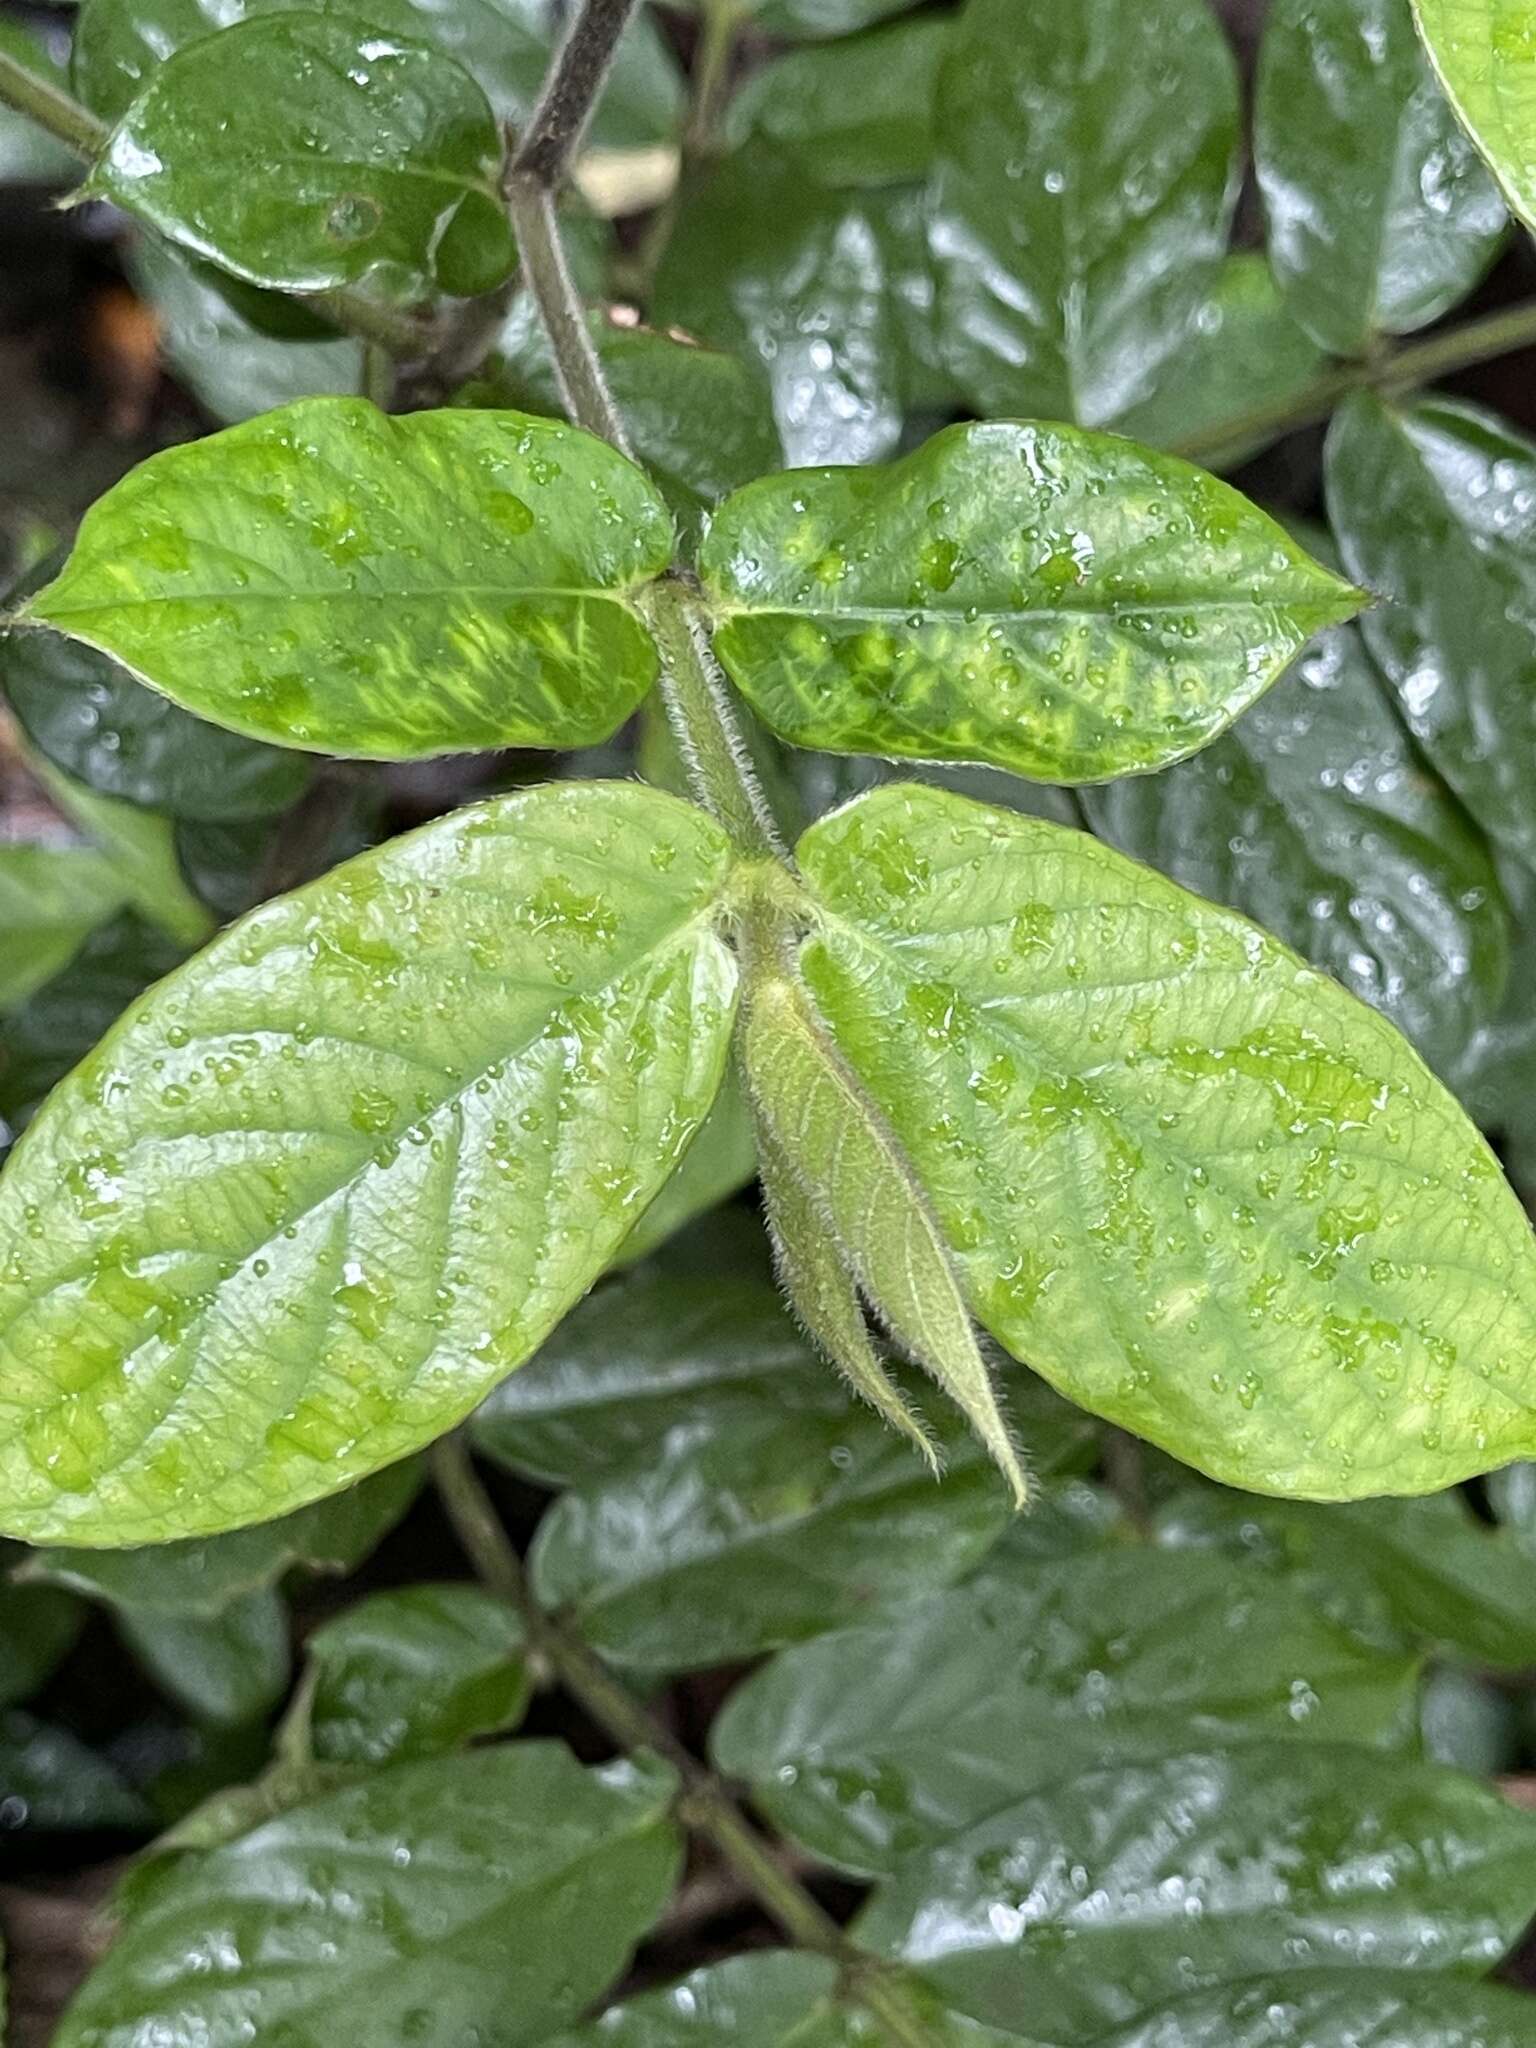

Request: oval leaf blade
left=0, top=782, right=737, bottom=1545
left=1412, top=0, right=1536, bottom=233
left=700, top=422, right=1360, bottom=784
left=795, top=781, right=1536, bottom=1498
left=24, top=400, right=675, bottom=761
left=84, top=11, right=516, bottom=296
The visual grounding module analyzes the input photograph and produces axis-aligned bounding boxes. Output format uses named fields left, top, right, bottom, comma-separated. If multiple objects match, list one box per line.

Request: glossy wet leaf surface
left=1326, top=393, right=1536, bottom=868
left=713, top=1547, right=1420, bottom=1876
left=1411, top=0, right=1536, bottom=231
left=1081, top=615, right=1511, bottom=1077
left=1092, top=1973, right=1536, bottom=2047
left=0, top=782, right=737, bottom=1544
left=72, top=0, right=681, bottom=146
left=5, top=620, right=311, bottom=823
left=858, top=1744, right=1536, bottom=2039
left=1257, top=0, right=1505, bottom=356
left=614, top=1069, right=757, bottom=1265
left=728, top=18, right=949, bottom=190
left=929, top=0, right=1239, bottom=423
left=27, top=400, right=675, bottom=760
left=701, top=421, right=1361, bottom=783
left=796, top=782, right=1536, bottom=1498
left=1155, top=1483, right=1536, bottom=1667
left=117, top=1584, right=291, bottom=1724
left=86, top=13, right=514, bottom=297
left=53, top=1747, right=682, bottom=2048
left=0, top=844, right=125, bottom=1010
left=302, top=1583, right=528, bottom=1765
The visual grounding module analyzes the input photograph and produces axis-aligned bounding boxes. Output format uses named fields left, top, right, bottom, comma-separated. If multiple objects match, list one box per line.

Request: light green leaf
left=1326, top=392, right=1536, bottom=868
left=54, top=1748, right=682, bottom=2048
left=72, top=0, right=682, bottom=148
left=701, top=421, right=1361, bottom=784
left=25, top=400, right=675, bottom=761
left=21, top=1462, right=421, bottom=1615
left=1154, top=1483, right=1536, bottom=1667
left=0, top=1580, right=84, bottom=1708
left=1081, top=615, right=1512, bottom=1077
left=858, top=1745, right=1536, bottom=2038
left=728, top=17, right=949, bottom=189
left=1411, top=0, right=1536, bottom=232
left=655, top=141, right=906, bottom=468
left=117, top=1586, right=291, bottom=1724
left=0, top=1709, right=151, bottom=1831
left=0, top=781, right=737, bottom=1545
left=1108, top=253, right=1327, bottom=466
left=796, top=781, right=1536, bottom=1498
left=302, top=1583, right=528, bottom=1765
left=713, top=1548, right=1421, bottom=1877
left=1257, top=0, right=1506, bottom=355
left=26, top=752, right=216, bottom=946
left=85, top=13, right=515, bottom=298
left=615, top=1067, right=756, bottom=1266
left=1092, top=1974, right=1536, bottom=2048
left=126, top=237, right=363, bottom=426
left=0, top=843, right=124, bottom=1010
left=929, top=0, right=1239, bottom=423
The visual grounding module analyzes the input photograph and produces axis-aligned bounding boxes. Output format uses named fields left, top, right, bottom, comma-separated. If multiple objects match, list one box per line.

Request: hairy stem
left=503, top=177, right=634, bottom=452
left=431, top=1435, right=938, bottom=2048
left=1175, top=296, right=1536, bottom=464
left=510, top=0, right=642, bottom=186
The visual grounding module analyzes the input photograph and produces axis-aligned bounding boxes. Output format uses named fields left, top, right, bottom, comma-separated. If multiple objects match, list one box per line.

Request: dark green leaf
left=1108, top=254, right=1327, bottom=464
left=929, top=0, right=1239, bottom=422
left=1091, top=1974, right=1536, bottom=2048
left=728, top=18, right=949, bottom=189
left=54, top=1748, right=681, bottom=2048
left=1154, top=1484, right=1536, bottom=1667
left=858, top=1745, right=1536, bottom=2038
left=1411, top=0, right=1536, bottom=233
left=0, top=1581, right=84, bottom=1708
left=117, top=1586, right=291, bottom=1724
left=302, top=1583, right=528, bottom=1764
left=0, top=844, right=124, bottom=1011
left=0, top=1710, right=151, bottom=1831
left=126, top=237, right=363, bottom=426
left=23, top=1462, right=421, bottom=1615
left=0, top=782, right=737, bottom=1544
left=701, top=421, right=1361, bottom=783
left=72, top=0, right=682, bottom=148
left=692, top=0, right=919, bottom=33
left=1326, top=393, right=1536, bottom=868
left=1256, top=0, right=1505, bottom=355
left=5, top=622, right=311, bottom=823
left=86, top=13, right=515, bottom=298
left=26, top=400, right=675, bottom=760
left=1420, top=1666, right=1520, bottom=1772
left=796, top=781, right=1536, bottom=1498
left=655, top=140, right=906, bottom=467
left=1081, top=615, right=1511, bottom=1076
left=714, top=1548, right=1420, bottom=1876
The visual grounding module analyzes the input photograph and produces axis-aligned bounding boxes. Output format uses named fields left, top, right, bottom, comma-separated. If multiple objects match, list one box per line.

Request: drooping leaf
left=0, top=782, right=737, bottom=1545
left=1326, top=392, right=1536, bottom=868
left=126, top=237, right=363, bottom=426
left=4, top=619, right=311, bottom=822
left=0, top=1709, right=152, bottom=1831
left=701, top=421, right=1361, bottom=784
left=1411, top=0, right=1536, bottom=232
left=1081, top=614, right=1511, bottom=1077
left=795, top=781, right=1536, bottom=1498
left=72, top=0, right=682, bottom=148
left=85, top=13, right=516, bottom=298
left=0, top=843, right=124, bottom=1010
left=928, top=0, right=1239, bottom=423
left=1108, top=253, right=1326, bottom=465
left=857, top=1744, right=1536, bottom=2039
left=1154, top=1483, right=1536, bottom=1667
left=25, top=400, right=675, bottom=760
left=1257, top=0, right=1506, bottom=356
left=713, top=1548, right=1421, bottom=1876
left=116, top=1586, right=292, bottom=1724
left=53, top=1748, right=682, bottom=2048
left=1090, top=1974, right=1536, bottom=2048
left=22, top=1461, right=422, bottom=1615
left=301, top=1583, right=528, bottom=1765
left=655, top=141, right=907, bottom=468
left=0, top=1581, right=84, bottom=1708
left=728, top=18, right=950, bottom=189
